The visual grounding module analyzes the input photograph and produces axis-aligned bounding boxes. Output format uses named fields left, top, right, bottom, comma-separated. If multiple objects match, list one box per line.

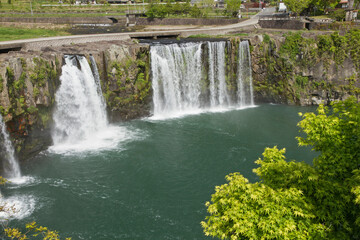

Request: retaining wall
left=258, top=19, right=305, bottom=30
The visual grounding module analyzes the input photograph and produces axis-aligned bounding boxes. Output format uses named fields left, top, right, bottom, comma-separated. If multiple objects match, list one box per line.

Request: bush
left=329, top=9, right=346, bottom=21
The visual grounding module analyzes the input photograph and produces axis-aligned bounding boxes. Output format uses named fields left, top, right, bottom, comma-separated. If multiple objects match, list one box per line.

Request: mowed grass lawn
left=0, top=26, right=70, bottom=41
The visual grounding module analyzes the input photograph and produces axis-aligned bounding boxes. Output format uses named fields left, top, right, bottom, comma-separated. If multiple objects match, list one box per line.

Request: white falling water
left=207, top=41, right=231, bottom=108
left=90, top=55, right=107, bottom=109
left=0, top=114, right=21, bottom=179
left=51, top=55, right=133, bottom=153
left=237, top=41, right=254, bottom=107
left=0, top=114, right=35, bottom=221
left=151, top=43, right=203, bottom=119
left=150, top=41, right=255, bottom=119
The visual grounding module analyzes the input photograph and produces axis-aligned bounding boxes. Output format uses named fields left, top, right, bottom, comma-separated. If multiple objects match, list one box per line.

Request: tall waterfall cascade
left=151, top=43, right=203, bottom=118
left=51, top=55, right=134, bottom=153
left=208, top=41, right=231, bottom=108
left=150, top=40, right=254, bottom=119
left=0, top=114, right=21, bottom=178
left=237, top=40, right=254, bottom=107
left=52, top=55, right=108, bottom=146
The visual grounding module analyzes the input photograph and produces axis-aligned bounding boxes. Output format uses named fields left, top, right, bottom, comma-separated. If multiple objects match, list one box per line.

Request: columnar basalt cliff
left=0, top=30, right=360, bottom=164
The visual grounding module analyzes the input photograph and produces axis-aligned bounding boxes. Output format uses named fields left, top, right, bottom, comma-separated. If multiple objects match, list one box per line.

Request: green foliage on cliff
left=255, top=29, right=360, bottom=104
left=30, top=58, right=56, bottom=87
left=202, top=98, right=360, bottom=239
left=0, top=75, right=3, bottom=93
left=104, top=49, right=151, bottom=118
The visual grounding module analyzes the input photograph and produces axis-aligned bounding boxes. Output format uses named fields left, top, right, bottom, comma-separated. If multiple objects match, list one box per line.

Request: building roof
left=339, top=0, right=348, bottom=4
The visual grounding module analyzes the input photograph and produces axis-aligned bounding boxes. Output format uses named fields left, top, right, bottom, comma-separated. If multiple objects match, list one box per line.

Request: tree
left=190, top=5, right=203, bottom=18
left=283, top=0, right=312, bottom=16
left=309, top=0, right=339, bottom=13
left=224, top=0, right=241, bottom=17
left=202, top=98, right=360, bottom=239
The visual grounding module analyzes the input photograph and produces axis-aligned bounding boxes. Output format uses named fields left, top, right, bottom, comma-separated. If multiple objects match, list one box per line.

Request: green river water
left=3, top=104, right=316, bottom=239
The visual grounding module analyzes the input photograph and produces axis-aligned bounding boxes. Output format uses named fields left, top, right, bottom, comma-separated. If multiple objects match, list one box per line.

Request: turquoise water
left=3, top=104, right=316, bottom=239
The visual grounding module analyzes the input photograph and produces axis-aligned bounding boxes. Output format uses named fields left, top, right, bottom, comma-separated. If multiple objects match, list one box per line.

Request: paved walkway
left=0, top=9, right=275, bottom=51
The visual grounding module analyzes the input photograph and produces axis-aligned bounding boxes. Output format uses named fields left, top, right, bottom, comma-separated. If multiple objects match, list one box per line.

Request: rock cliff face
left=0, top=41, right=151, bottom=161
left=249, top=30, right=360, bottom=105
left=0, top=53, right=59, bottom=162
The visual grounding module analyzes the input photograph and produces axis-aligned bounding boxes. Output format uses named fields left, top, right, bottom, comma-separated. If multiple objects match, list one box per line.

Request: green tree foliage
left=202, top=98, right=360, bottom=239
left=146, top=3, right=167, bottom=18
left=310, top=0, right=339, bottom=13
left=329, top=9, right=346, bottom=21
left=224, top=0, right=241, bottom=17
left=146, top=2, right=206, bottom=18
left=283, top=0, right=311, bottom=15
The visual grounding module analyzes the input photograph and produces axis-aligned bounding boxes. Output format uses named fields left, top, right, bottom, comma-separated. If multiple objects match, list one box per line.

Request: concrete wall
left=136, top=17, right=241, bottom=26
left=258, top=19, right=305, bottom=30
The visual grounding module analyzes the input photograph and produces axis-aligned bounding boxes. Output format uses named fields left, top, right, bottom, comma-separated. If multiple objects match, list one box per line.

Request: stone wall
left=258, top=19, right=305, bottom=30
left=308, top=21, right=360, bottom=31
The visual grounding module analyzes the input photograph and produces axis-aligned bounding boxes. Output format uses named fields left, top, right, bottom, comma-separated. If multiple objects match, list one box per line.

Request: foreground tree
left=202, top=97, right=360, bottom=239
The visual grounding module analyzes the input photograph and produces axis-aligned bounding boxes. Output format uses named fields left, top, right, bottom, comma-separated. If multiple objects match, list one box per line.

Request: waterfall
left=207, top=41, right=231, bottom=108
left=151, top=43, right=203, bottom=118
left=0, top=114, right=21, bottom=178
left=150, top=40, right=254, bottom=119
left=90, top=55, right=107, bottom=110
left=237, top=41, right=254, bottom=107
left=52, top=55, right=108, bottom=148
left=51, top=55, right=134, bottom=153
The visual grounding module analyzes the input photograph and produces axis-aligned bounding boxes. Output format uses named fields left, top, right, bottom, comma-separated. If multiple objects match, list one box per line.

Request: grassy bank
left=0, top=26, right=70, bottom=41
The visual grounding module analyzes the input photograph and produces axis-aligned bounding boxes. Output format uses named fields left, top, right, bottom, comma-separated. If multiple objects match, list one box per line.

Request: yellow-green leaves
left=202, top=98, right=360, bottom=239
left=202, top=173, right=326, bottom=239
left=4, top=221, right=71, bottom=240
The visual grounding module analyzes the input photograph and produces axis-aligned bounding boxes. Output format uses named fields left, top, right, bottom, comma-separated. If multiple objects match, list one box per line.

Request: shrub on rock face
left=202, top=97, right=360, bottom=239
